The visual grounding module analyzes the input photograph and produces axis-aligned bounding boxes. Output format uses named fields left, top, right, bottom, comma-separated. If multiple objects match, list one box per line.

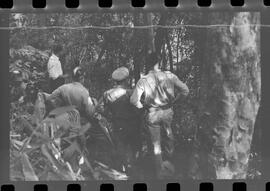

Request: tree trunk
left=154, top=13, right=168, bottom=56
left=146, top=13, right=155, bottom=53
left=144, top=13, right=155, bottom=72
left=176, top=30, right=181, bottom=74
left=166, top=31, right=173, bottom=72
left=197, top=12, right=260, bottom=179
left=133, top=13, right=141, bottom=83
left=162, top=44, right=167, bottom=70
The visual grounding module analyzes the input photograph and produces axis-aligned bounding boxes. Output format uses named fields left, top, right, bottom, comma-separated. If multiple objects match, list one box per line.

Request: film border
left=0, top=0, right=270, bottom=190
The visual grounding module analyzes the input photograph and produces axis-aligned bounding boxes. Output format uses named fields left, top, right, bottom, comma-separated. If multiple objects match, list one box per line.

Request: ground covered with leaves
left=9, top=100, right=261, bottom=181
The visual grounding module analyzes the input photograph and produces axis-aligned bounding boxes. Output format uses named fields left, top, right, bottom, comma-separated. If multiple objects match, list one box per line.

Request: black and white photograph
left=9, top=12, right=261, bottom=181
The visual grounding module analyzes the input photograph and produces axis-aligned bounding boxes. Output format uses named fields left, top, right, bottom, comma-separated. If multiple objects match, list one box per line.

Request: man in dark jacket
left=130, top=52, right=189, bottom=179
left=99, top=67, right=141, bottom=174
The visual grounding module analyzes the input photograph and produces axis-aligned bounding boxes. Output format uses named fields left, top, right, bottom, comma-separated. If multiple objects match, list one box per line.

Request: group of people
left=38, top=45, right=190, bottom=179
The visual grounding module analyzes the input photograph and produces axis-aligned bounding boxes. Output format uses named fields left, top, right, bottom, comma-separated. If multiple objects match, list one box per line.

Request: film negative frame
left=0, top=0, right=270, bottom=190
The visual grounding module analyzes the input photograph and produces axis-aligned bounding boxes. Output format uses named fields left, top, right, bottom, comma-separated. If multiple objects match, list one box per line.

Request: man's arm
left=95, top=93, right=111, bottom=118
left=84, top=96, right=96, bottom=117
left=45, top=87, right=63, bottom=108
left=130, top=80, right=145, bottom=109
left=174, top=75, right=189, bottom=96
left=46, top=86, right=62, bottom=102
left=172, top=75, right=189, bottom=103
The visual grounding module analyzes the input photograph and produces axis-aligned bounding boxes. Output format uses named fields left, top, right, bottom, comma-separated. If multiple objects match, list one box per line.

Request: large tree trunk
left=133, top=13, right=142, bottom=83
left=144, top=13, right=155, bottom=72
left=145, top=13, right=155, bottom=53
left=162, top=44, right=167, bottom=70
left=197, top=12, right=260, bottom=179
left=143, top=13, right=168, bottom=72
left=166, top=31, right=174, bottom=72
left=154, top=13, right=168, bottom=56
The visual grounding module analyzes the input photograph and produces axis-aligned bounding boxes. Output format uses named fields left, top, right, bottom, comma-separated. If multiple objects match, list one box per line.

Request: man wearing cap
left=99, top=66, right=141, bottom=174
left=130, top=52, right=189, bottom=179
left=47, top=45, right=65, bottom=93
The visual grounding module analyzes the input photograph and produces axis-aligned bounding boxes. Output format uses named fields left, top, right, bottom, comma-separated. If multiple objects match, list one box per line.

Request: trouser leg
left=162, top=109, right=174, bottom=156
left=146, top=108, right=175, bottom=178
left=111, top=120, right=127, bottom=171
left=147, top=124, right=163, bottom=178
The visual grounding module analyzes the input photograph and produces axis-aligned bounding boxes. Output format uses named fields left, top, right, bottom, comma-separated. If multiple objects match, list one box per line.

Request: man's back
left=104, top=86, right=135, bottom=120
left=60, top=82, right=88, bottom=107
left=48, top=82, right=94, bottom=117
left=131, top=70, right=188, bottom=109
left=144, top=71, right=176, bottom=107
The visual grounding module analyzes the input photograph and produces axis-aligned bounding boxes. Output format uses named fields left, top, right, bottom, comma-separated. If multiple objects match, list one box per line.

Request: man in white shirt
left=130, top=52, right=189, bottom=179
left=47, top=45, right=64, bottom=93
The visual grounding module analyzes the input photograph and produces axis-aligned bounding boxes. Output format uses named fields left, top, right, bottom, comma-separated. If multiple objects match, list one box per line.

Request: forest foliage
left=9, top=13, right=260, bottom=180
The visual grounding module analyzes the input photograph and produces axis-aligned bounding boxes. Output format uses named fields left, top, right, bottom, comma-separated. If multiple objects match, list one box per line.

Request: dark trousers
left=111, top=119, right=141, bottom=173
left=145, top=107, right=174, bottom=178
left=49, top=76, right=65, bottom=93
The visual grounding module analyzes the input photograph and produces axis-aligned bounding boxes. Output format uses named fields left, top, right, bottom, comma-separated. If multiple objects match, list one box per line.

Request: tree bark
left=176, top=30, right=180, bottom=64
left=143, top=13, right=168, bottom=72
left=166, top=31, right=173, bottom=72
left=146, top=13, right=155, bottom=53
left=133, top=13, right=141, bottom=83
left=144, top=13, right=155, bottom=72
left=161, top=44, right=167, bottom=70
left=154, top=13, right=168, bottom=56
left=198, top=12, right=260, bottom=179
left=176, top=30, right=181, bottom=74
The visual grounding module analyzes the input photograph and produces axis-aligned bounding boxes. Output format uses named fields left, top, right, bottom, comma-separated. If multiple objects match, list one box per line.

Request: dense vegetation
left=9, top=12, right=261, bottom=180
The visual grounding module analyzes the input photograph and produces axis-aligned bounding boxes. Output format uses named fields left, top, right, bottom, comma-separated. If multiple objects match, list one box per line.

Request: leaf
left=94, top=161, right=128, bottom=180
left=10, top=167, right=24, bottom=181
left=11, top=139, right=32, bottom=150
left=21, top=153, right=39, bottom=181
left=62, top=141, right=78, bottom=160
